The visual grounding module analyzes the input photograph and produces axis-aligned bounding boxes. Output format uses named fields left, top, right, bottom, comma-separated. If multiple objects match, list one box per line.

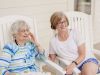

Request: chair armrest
left=57, top=57, right=81, bottom=74
left=44, top=59, right=66, bottom=75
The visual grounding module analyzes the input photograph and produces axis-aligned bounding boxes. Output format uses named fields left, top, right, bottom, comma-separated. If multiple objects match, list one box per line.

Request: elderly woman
left=0, top=20, right=45, bottom=75
left=49, top=11, right=99, bottom=75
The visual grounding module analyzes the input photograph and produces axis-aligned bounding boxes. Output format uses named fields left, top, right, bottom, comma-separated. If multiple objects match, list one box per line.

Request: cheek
left=56, top=28, right=60, bottom=32
left=18, top=33, right=24, bottom=38
left=19, top=33, right=23, bottom=36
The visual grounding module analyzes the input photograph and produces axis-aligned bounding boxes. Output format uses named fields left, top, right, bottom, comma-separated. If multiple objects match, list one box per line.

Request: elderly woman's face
left=56, top=17, right=68, bottom=32
left=16, top=25, right=30, bottom=42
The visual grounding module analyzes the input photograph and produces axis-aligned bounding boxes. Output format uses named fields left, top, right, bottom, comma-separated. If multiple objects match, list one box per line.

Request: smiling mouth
left=23, top=36, right=28, bottom=38
left=60, top=27, right=67, bottom=29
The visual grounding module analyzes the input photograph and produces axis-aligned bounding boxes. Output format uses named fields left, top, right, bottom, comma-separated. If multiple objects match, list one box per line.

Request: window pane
left=74, top=0, right=91, bottom=14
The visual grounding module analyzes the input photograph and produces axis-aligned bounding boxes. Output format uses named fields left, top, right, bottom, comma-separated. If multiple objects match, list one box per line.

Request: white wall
left=0, top=0, right=68, bottom=49
left=93, top=0, right=100, bottom=44
left=67, top=0, right=100, bottom=45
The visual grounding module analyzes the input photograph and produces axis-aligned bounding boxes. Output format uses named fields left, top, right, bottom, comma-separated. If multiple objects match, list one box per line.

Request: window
left=74, top=0, right=91, bottom=14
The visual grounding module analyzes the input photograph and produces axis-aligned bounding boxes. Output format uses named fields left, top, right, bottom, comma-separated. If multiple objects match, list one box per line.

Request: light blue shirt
left=0, top=41, right=45, bottom=75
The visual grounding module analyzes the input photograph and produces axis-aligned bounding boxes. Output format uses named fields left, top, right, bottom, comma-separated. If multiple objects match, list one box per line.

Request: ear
left=13, top=34, right=17, bottom=39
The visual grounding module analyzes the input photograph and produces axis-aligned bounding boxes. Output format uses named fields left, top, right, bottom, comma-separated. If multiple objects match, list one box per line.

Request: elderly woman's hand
left=28, top=32, right=36, bottom=42
left=5, top=71, right=10, bottom=75
left=35, top=42, right=44, bottom=51
left=28, top=32, right=44, bottom=52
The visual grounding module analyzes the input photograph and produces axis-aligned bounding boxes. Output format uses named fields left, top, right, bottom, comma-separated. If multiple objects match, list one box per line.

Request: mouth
left=23, top=35, right=28, bottom=38
left=60, top=26, right=67, bottom=29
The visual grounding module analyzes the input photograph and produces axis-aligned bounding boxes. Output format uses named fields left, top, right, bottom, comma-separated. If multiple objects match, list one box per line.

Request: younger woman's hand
left=65, top=63, right=76, bottom=75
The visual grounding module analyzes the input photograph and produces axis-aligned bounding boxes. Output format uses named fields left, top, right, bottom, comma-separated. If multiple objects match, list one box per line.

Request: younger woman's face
left=56, top=17, right=68, bottom=32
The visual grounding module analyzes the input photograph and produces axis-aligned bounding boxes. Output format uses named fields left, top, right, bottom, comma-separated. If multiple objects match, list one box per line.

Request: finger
left=66, top=73, right=73, bottom=75
left=66, top=70, right=73, bottom=75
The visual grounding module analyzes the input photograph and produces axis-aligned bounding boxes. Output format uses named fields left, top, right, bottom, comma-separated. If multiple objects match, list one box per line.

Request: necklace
left=15, top=39, right=26, bottom=46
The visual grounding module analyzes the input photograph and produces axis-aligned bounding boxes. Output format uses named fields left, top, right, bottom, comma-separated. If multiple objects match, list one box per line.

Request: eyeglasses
left=18, top=29, right=30, bottom=33
left=57, top=20, right=67, bottom=26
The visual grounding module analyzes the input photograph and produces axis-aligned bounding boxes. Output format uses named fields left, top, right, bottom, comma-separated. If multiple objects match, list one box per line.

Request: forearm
left=74, top=54, right=85, bottom=65
left=65, top=55, right=85, bottom=74
left=36, top=43, right=44, bottom=52
left=5, top=71, right=10, bottom=75
left=0, top=68, right=9, bottom=75
left=49, top=54, right=56, bottom=62
left=74, top=43, right=86, bottom=65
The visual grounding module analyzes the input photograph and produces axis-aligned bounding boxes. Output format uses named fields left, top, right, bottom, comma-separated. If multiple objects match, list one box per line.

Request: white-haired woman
left=0, top=20, right=45, bottom=75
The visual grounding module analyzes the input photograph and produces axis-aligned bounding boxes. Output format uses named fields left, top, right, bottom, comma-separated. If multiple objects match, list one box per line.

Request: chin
left=61, top=29, right=66, bottom=31
left=22, top=38, right=28, bottom=41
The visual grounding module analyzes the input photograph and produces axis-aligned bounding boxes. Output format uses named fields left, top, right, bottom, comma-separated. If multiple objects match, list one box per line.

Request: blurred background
left=0, top=0, right=99, bottom=50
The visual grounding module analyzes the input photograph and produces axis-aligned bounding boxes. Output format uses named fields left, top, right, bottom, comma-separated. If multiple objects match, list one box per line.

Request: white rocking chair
left=0, top=15, right=66, bottom=75
left=56, top=11, right=100, bottom=75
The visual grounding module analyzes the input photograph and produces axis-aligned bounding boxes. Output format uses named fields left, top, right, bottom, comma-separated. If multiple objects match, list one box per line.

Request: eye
left=19, top=29, right=29, bottom=33
left=58, top=20, right=67, bottom=25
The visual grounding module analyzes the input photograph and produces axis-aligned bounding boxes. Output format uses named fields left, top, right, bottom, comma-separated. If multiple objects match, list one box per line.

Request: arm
left=28, top=32, right=44, bottom=52
left=74, top=43, right=86, bottom=65
left=73, top=29, right=86, bottom=65
left=27, top=32, right=45, bottom=60
left=49, top=39, right=57, bottom=62
left=66, top=29, right=86, bottom=74
left=66, top=43, right=86, bottom=74
left=0, top=45, right=12, bottom=75
left=49, top=54, right=57, bottom=62
left=29, top=41, right=45, bottom=60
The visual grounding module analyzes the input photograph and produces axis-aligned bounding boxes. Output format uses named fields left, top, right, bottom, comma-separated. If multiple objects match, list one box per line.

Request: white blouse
left=49, top=29, right=95, bottom=63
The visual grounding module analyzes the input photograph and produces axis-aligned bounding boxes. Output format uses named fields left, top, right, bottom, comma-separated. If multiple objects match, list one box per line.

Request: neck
left=58, top=30, right=69, bottom=41
left=15, top=39, right=26, bottom=46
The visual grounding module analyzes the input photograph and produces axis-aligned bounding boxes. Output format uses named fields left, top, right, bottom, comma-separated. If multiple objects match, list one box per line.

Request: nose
left=60, top=21, right=66, bottom=27
left=24, top=30, right=29, bottom=35
left=61, top=21, right=65, bottom=24
left=61, top=21, right=65, bottom=26
left=58, top=20, right=67, bottom=26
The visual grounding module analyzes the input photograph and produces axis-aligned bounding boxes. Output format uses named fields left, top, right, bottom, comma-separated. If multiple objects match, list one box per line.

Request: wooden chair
left=56, top=11, right=100, bottom=75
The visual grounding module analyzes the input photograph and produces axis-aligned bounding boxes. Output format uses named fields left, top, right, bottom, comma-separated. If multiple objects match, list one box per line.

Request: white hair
left=10, top=20, right=30, bottom=39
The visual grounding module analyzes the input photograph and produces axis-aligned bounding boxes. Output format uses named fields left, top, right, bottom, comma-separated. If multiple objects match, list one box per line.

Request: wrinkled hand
left=5, top=71, right=10, bottom=75
left=28, top=32, right=36, bottom=43
left=65, top=63, right=76, bottom=75
left=35, top=42, right=44, bottom=52
left=28, top=32, right=44, bottom=51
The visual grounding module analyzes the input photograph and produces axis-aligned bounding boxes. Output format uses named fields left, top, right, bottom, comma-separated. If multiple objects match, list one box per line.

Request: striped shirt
left=0, top=41, right=45, bottom=75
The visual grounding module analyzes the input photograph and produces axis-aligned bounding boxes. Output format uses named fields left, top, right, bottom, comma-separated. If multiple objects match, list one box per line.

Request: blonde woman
left=49, top=11, right=99, bottom=75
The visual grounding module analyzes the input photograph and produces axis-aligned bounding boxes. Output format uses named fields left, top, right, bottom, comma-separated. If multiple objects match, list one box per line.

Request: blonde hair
left=10, top=20, right=30, bottom=39
left=50, top=11, right=69, bottom=30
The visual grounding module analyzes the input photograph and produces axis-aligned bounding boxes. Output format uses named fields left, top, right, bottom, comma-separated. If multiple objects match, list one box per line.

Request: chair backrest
left=0, top=15, right=38, bottom=51
left=65, top=11, right=93, bottom=50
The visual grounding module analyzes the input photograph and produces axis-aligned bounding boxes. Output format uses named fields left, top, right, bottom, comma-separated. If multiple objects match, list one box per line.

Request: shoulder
left=49, top=36, right=57, bottom=44
left=3, top=42, right=15, bottom=50
left=3, top=42, right=18, bottom=55
left=25, top=41, right=36, bottom=49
